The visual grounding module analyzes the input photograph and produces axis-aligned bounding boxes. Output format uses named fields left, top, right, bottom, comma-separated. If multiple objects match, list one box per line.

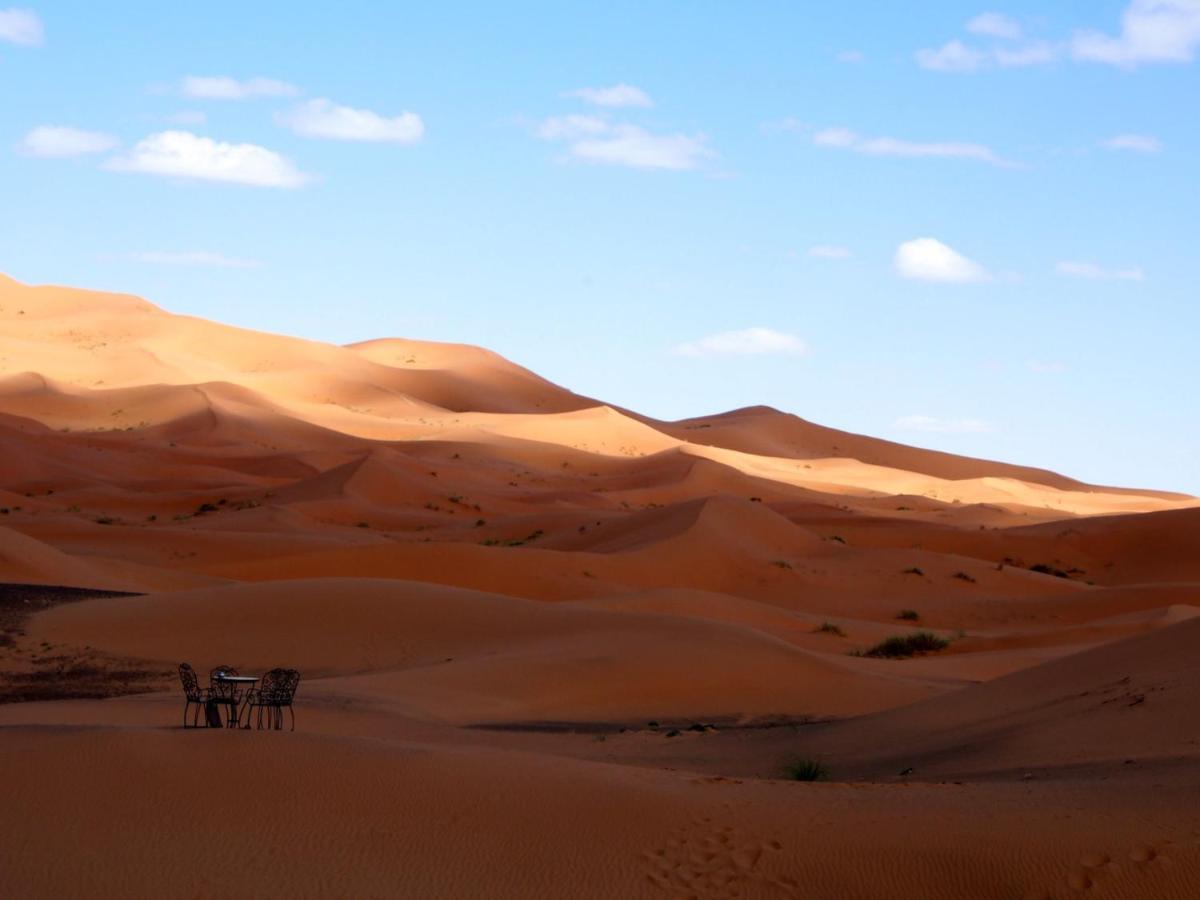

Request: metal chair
left=178, top=663, right=211, bottom=728
left=208, top=665, right=242, bottom=728
left=241, top=668, right=301, bottom=731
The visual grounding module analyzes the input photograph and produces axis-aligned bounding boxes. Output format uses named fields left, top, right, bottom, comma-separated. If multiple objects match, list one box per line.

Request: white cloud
left=181, top=76, right=300, bottom=100
left=967, top=12, right=1023, bottom=40
left=895, top=238, right=989, bottom=283
left=128, top=251, right=261, bottom=268
left=813, top=127, right=1015, bottom=167
left=916, top=40, right=988, bottom=71
left=675, top=328, right=807, bottom=358
left=567, top=84, right=653, bottom=108
left=538, top=117, right=713, bottom=171
left=994, top=41, right=1058, bottom=66
left=836, top=49, right=865, bottom=63
left=1071, top=0, right=1200, bottom=67
left=895, top=415, right=995, bottom=434
left=536, top=114, right=609, bottom=140
left=1056, top=261, right=1145, bottom=281
left=1101, top=133, right=1162, bottom=153
left=104, top=130, right=310, bottom=188
left=277, top=98, right=424, bottom=143
left=572, top=125, right=711, bottom=170
left=17, top=126, right=118, bottom=158
left=0, top=7, right=42, bottom=45
left=808, top=244, right=852, bottom=260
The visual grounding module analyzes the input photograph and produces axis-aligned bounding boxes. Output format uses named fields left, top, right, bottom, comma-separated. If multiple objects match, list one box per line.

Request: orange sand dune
left=2, top=273, right=1199, bottom=899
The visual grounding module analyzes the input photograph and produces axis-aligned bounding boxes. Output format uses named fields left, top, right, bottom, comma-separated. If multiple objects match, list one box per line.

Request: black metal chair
left=241, top=668, right=300, bottom=731
left=178, top=663, right=211, bottom=728
left=208, top=665, right=242, bottom=728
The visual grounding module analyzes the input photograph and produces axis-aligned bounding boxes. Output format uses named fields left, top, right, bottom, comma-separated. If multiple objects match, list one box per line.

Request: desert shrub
left=784, top=758, right=829, bottom=782
left=952, top=571, right=977, bottom=583
left=1030, top=563, right=1070, bottom=579
left=897, top=609, right=920, bottom=621
left=813, top=622, right=846, bottom=637
left=860, top=632, right=949, bottom=659
left=902, top=567, right=924, bottom=576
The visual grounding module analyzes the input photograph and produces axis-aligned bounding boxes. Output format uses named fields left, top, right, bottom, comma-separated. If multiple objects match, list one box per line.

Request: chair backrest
left=178, top=663, right=203, bottom=702
left=259, top=668, right=300, bottom=705
left=210, top=664, right=239, bottom=700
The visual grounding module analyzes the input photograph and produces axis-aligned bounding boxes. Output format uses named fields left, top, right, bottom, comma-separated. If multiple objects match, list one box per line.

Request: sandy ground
left=1, top=273, right=1199, bottom=899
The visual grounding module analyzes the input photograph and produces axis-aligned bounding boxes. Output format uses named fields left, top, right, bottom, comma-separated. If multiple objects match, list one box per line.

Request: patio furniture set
left=178, top=663, right=300, bottom=730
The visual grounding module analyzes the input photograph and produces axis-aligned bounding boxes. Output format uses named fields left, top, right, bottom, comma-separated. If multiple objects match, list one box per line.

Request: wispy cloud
left=919, top=2, right=1200, bottom=73
left=538, top=117, right=712, bottom=171
left=105, top=130, right=310, bottom=188
left=895, top=415, right=995, bottom=434
left=1100, top=133, right=1162, bottom=153
left=813, top=126, right=1016, bottom=167
left=966, top=12, right=1023, bottom=40
left=835, top=50, right=865, bottom=63
left=277, top=99, right=424, bottom=143
left=808, top=244, right=852, bottom=260
left=17, top=126, right=118, bottom=158
left=1056, top=261, right=1145, bottom=281
left=895, top=238, right=989, bottom=283
left=674, top=328, right=807, bottom=358
left=126, top=251, right=261, bottom=268
left=1071, top=0, right=1200, bottom=67
left=566, top=84, right=653, bottom=108
left=0, top=7, right=42, bottom=46
left=917, top=37, right=1055, bottom=71
left=181, top=76, right=300, bottom=100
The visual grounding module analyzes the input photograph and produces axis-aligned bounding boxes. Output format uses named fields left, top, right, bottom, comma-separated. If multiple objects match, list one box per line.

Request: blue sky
left=2, top=1, right=1198, bottom=493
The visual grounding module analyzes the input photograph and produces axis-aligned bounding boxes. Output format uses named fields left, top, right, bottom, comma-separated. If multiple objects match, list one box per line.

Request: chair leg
left=289, top=705, right=295, bottom=732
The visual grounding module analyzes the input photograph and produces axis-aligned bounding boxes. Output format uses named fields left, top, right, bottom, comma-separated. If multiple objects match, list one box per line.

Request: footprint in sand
left=1030, top=833, right=1195, bottom=898
left=641, top=820, right=791, bottom=898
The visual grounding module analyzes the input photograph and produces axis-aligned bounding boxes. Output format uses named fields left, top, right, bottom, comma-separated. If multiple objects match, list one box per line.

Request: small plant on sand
left=902, top=566, right=924, bottom=576
left=813, top=622, right=846, bottom=637
left=356, top=521, right=370, bottom=528
left=952, top=571, right=977, bottom=583
left=1030, top=563, right=1070, bottom=579
left=784, top=758, right=829, bottom=782
left=858, top=632, right=949, bottom=659
left=897, top=609, right=920, bottom=621
left=772, top=560, right=793, bottom=570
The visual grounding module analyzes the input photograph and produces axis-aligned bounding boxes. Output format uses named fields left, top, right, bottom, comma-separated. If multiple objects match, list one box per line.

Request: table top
left=214, top=675, right=259, bottom=683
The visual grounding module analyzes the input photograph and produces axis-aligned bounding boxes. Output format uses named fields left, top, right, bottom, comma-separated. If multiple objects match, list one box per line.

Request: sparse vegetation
left=813, top=622, right=846, bottom=637
left=784, top=758, right=829, bottom=782
left=858, top=632, right=949, bottom=659
left=1030, top=563, right=1070, bottom=579
left=953, top=571, right=977, bottom=583
left=902, top=566, right=924, bottom=576
left=826, top=535, right=846, bottom=544
left=504, top=529, right=545, bottom=547
left=356, top=521, right=370, bottom=528
left=772, top=560, right=793, bottom=570
left=897, top=609, right=920, bottom=621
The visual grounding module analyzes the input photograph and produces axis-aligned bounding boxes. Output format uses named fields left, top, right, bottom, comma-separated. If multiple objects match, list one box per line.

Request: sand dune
left=2, top=273, right=1199, bottom=899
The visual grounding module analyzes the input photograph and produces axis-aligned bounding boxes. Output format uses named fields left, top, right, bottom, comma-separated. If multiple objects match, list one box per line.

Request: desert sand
left=1, top=273, right=1199, bottom=899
